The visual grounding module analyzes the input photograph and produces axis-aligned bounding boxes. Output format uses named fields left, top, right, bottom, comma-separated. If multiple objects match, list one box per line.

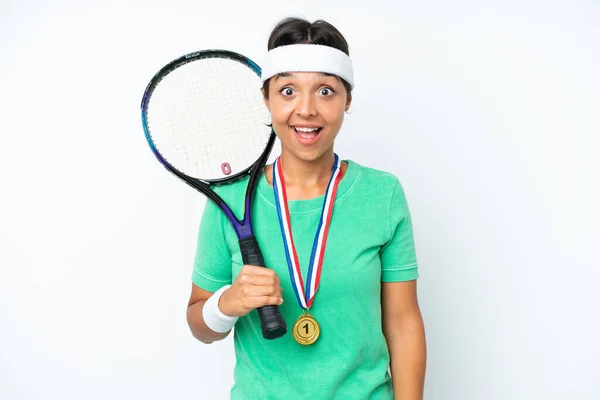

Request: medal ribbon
left=272, top=154, right=342, bottom=310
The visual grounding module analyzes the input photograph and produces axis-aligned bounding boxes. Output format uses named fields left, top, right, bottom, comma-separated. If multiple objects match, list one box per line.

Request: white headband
left=260, top=44, right=355, bottom=89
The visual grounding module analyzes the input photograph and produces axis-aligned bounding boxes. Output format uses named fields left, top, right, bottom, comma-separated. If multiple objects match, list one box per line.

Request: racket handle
left=239, top=236, right=288, bottom=340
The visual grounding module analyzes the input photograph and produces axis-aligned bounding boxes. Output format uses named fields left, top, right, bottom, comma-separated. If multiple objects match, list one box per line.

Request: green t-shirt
left=192, top=160, right=419, bottom=399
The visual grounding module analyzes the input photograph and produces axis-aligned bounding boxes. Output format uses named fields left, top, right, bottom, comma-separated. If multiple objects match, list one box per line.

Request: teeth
left=294, top=127, right=319, bottom=132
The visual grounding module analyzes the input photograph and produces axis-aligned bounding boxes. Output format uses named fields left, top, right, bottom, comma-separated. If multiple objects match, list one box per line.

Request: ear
left=261, top=88, right=270, bottom=112
left=345, top=94, right=352, bottom=112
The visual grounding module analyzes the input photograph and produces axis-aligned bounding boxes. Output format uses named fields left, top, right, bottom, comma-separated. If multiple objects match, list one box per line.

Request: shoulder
left=200, top=175, right=250, bottom=219
left=348, top=160, right=402, bottom=194
left=211, top=175, right=250, bottom=202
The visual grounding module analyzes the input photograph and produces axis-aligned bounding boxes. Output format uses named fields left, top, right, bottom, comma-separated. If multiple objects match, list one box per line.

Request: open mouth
left=292, top=126, right=323, bottom=139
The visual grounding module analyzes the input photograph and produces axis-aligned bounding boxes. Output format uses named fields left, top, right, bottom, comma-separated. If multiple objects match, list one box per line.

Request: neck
left=278, top=151, right=336, bottom=187
left=264, top=150, right=346, bottom=201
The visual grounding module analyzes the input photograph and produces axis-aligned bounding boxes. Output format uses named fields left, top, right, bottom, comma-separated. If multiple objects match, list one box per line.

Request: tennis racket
left=140, top=49, right=287, bottom=340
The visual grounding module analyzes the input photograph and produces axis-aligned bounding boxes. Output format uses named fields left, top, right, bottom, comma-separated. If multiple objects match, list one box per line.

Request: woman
left=187, top=17, right=426, bottom=399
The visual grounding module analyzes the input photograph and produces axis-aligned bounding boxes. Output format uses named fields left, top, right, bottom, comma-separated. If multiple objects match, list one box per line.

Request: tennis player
left=186, top=17, right=426, bottom=399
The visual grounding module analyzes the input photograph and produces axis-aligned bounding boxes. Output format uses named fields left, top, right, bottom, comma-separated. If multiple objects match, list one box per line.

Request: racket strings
left=146, top=56, right=271, bottom=181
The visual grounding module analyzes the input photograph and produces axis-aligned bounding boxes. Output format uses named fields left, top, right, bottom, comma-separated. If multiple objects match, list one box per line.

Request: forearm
left=186, top=266, right=283, bottom=344
left=186, top=299, right=232, bottom=344
left=386, top=313, right=427, bottom=399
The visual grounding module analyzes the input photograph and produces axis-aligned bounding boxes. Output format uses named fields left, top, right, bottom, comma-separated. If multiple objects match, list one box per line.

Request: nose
left=296, top=93, right=317, bottom=118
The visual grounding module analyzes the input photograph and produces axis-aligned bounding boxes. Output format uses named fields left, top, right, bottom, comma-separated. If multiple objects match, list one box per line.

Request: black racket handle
left=239, top=236, right=287, bottom=340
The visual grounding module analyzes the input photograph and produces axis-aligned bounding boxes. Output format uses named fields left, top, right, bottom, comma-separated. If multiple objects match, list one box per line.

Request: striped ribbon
left=272, top=154, right=343, bottom=310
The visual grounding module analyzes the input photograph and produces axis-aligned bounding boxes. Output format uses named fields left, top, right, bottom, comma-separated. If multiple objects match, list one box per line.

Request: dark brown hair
left=262, top=17, right=352, bottom=99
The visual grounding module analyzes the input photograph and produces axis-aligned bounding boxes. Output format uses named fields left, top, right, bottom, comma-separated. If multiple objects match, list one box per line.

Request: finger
left=237, top=272, right=280, bottom=287
left=246, top=296, right=284, bottom=309
left=243, top=275, right=281, bottom=288
left=241, top=265, right=280, bottom=278
left=242, top=284, right=283, bottom=298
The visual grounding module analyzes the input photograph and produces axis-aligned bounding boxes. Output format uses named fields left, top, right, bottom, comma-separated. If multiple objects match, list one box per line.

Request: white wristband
left=202, top=285, right=238, bottom=333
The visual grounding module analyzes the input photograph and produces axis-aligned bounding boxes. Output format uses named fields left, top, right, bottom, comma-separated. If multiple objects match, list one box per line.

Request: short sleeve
left=191, top=200, right=233, bottom=292
left=380, top=179, right=419, bottom=282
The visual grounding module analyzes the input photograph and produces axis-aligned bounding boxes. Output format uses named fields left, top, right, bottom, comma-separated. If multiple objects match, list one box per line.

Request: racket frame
left=140, top=49, right=274, bottom=239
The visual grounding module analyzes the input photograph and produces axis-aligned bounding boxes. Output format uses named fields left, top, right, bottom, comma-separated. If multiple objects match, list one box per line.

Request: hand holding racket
left=140, top=50, right=287, bottom=340
left=219, top=265, right=284, bottom=317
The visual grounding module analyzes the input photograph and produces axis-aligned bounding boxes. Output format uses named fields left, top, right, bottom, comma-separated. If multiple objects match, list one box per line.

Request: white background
left=1, top=0, right=599, bottom=399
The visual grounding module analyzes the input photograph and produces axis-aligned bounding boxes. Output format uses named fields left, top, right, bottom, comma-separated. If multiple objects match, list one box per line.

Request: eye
left=280, top=87, right=295, bottom=96
left=319, top=87, right=334, bottom=96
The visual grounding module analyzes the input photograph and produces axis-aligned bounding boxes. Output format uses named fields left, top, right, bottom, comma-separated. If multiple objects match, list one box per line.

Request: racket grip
left=239, top=236, right=287, bottom=340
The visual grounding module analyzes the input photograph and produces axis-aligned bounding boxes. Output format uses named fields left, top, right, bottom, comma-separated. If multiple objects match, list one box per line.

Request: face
left=263, top=72, right=352, bottom=163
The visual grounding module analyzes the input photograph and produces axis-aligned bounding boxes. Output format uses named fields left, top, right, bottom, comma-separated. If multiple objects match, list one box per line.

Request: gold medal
left=292, top=311, right=320, bottom=345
